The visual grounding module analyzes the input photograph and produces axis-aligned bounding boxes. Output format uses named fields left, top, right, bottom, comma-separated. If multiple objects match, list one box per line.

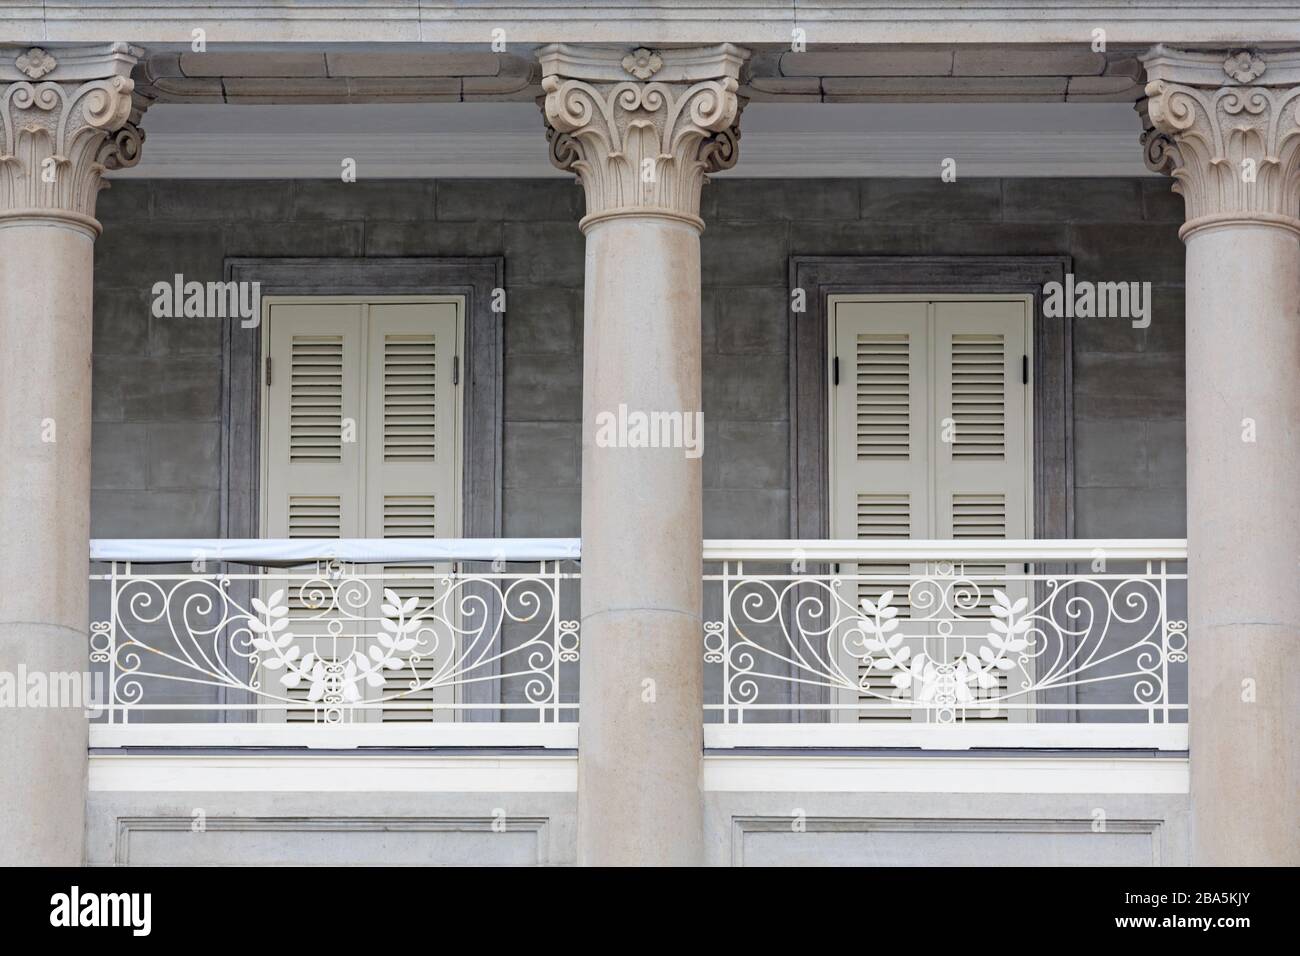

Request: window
left=829, top=295, right=1033, bottom=721
left=259, top=296, right=463, bottom=721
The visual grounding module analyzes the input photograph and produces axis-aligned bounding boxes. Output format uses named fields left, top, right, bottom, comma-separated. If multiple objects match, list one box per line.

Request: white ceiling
left=114, top=100, right=1152, bottom=178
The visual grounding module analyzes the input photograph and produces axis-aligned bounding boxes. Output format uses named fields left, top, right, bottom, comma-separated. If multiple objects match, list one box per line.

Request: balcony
left=88, top=538, right=1186, bottom=751
left=88, top=539, right=582, bottom=748
left=703, top=539, right=1187, bottom=751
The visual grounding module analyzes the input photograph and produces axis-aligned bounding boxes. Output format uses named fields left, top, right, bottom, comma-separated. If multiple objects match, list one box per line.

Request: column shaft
left=578, top=217, right=704, bottom=865
left=0, top=221, right=96, bottom=865
left=1183, top=223, right=1300, bottom=865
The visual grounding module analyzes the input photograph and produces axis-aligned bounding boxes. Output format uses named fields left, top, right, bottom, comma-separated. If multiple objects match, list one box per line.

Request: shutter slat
left=289, top=335, right=344, bottom=463
left=950, top=333, right=1006, bottom=460
left=382, top=334, right=437, bottom=462
left=855, top=333, right=911, bottom=460
left=287, top=496, right=341, bottom=537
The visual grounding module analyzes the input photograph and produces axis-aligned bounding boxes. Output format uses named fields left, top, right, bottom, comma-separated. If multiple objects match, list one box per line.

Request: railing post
left=109, top=561, right=119, bottom=724
left=550, top=560, right=560, bottom=725
left=722, top=559, right=732, bottom=725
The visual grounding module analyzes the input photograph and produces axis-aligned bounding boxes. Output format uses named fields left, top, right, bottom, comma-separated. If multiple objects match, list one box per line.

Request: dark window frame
left=789, top=255, right=1074, bottom=542
left=220, top=256, right=504, bottom=542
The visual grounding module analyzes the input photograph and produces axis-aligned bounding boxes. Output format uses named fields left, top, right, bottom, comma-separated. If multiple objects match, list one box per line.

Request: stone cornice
left=0, top=42, right=145, bottom=234
left=6, top=3, right=1300, bottom=46
left=1140, top=44, right=1300, bottom=239
left=540, top=43, right=747, bottom=231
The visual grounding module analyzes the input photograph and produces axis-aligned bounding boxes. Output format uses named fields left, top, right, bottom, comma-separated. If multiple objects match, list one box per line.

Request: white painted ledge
left=92, top=722, right=1185, bottom=752
left=88, top=752, right=1189, bottom=794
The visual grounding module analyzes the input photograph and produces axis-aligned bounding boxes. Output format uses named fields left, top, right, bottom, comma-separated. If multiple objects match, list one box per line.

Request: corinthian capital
left=1139, top=45, right=1300, bottom=238
left=540, top=44, right=748, bottom=231
left=0, top=43, right=145, bottom=235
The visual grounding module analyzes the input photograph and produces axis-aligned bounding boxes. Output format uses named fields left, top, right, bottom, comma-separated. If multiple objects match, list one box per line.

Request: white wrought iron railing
left=88, top=539, right=581, bottom=748
left=89, top=538, right=1188, bottom=750
left=702, top=539, right=1188, bottom=750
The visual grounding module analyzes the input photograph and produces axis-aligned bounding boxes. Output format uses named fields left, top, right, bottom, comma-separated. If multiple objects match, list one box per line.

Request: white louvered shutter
left=262, top=302, right=366, bottom=720
left=260, top=298, right=463, bottom=724
left=264, top=302, right=365, bottom=539
left=932, top=301, right=1030, bottom=719
left=832, top=301, right=930, bottom=720
left=363, top=302, right=462, bottom=720
left=831, top=298, right=1032, bottom=723
left=363, top=302, right=460, bottom=542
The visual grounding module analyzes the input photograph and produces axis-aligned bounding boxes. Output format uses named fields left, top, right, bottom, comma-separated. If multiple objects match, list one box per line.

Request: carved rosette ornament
left=1139, top=45, right=1300, bottom=239
left=0, top=43, right=145, bottom=235
left=539, top=43, right=748, bottom=231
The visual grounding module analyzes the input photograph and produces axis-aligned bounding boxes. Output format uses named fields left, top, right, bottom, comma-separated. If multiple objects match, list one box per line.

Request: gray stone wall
left=90, top=177, right=1187, bottom=541
left=699, top=176, right=1187, bottom=539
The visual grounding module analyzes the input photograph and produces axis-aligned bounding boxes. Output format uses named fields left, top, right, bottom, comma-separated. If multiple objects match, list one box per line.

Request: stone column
left=1140, top=45, right=1300, bottom=865
left=541, top=44, right=745, bottom=866
left=0, top=43, right=144, bottom=865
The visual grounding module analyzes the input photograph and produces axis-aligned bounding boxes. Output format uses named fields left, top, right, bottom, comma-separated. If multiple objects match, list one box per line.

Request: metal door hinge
left=833, top=355, right=840, bottom=386
left=1022, top=354, right=1029, bottom=385
left=265, top=356, right=272, bottom=386
left=453, top=355, right=460, bottom=386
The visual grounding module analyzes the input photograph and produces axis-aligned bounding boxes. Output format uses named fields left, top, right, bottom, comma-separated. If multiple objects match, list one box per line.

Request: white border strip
left=89, top=536, right=580, bottom=564
left=89, top=537, right=1187, bottom=564
left=704, top=538, right=1188, bottom=562
left=90, top=723, right=578, bottom=750
left=87, top=753, right=1189, bottom=794
left=703, top=755, right=1189, bottom=794
left=89, top=754, right=578, bottom=793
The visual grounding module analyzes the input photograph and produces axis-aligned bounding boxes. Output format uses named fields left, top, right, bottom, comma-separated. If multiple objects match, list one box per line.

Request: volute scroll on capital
left=539, top=43, right=748, bottom=232
left=0, top=42, right=146, bottom=235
